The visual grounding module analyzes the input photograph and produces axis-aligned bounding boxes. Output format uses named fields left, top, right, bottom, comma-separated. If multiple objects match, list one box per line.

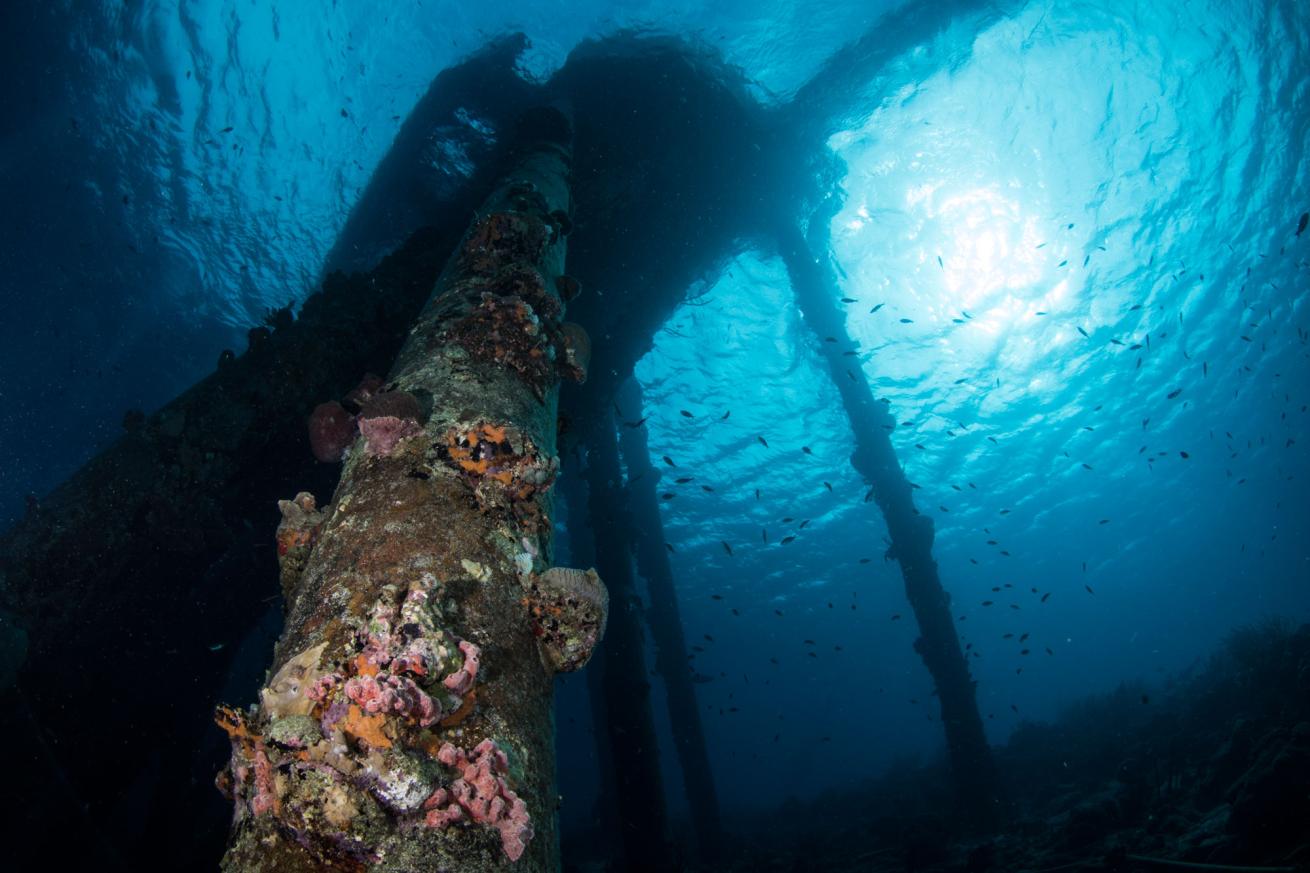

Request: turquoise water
left=628, top=0, right=1309, bottom=808
left=1, top=0, right=1307, bottom=849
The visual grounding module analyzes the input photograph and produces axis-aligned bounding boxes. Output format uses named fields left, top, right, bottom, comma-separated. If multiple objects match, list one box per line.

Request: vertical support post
left=774, top=221, right=1001, bottom=828
left=558, top=456, right=622, bottom=860
left=218, top=108, right=609, bottom=872
left=581, top=411, right=674, bottom=872
left=615, top=378, right=725, bottom=861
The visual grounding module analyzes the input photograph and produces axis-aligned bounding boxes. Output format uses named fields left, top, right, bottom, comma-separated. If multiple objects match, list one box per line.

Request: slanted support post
left=773, top=220, right=1001, bottom=828
left=218, top=107, right=610, bottom=872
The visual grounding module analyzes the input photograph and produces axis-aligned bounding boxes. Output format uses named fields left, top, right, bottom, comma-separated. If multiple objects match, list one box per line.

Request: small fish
left=1099, top=519, right=1111, bottom=525
left=870, top=303, right=885, bottom=313
left=757, top=436, right=769, bottom=448
left=1058, top=260, right=1068, bottom=267
left=1179, top=450, right=1190, bottom=459
left=704, top=634, right=714, bottom=642
left=841, top=297, right=857, bottom=303
left=891, top=614, right=901, bottom=621
left=774, top=609, right=784, bottom=617
left=220, top=126, right=234, bottom=133
left=802, top=446, right=813, bottom=455
left=625, top=417, right=648, bottom=428
left=675, top=477, right=694, bottom=483
left=662, top=456, right=677, bottom=467
left=1141, top=694, right=1150, bottom=705
left=1019, top=633, right=1029, bottom=642
left=899, top=317, right=914, bottom=324
left=1167, top=388, right=1182, bottom=399
left=1041, top=592, right=1051, bottom=603
left=701, top=485, right=714, bottom=492
left=710, top=594, right=723, bottom=600
left=982, top=600, right=994, bottom=606
left=1298, top=212, right=1309, bottom=237
left=1077, top=326, right=1089, bottom=338
left=721, top=410, right=731, bottom=420
left=680, top=410, right=694, bottom=418
left=823, top=482, right=833, bottom=492
left=799, top=520, right=810, bottom=529
left=780, top=535, right=796, bottom=544
left=665, top=543, right=675, bottom=553
left=209, top=643, right=225, bottom=651
left=661, top=493, right=675, bottom=501
left=721, top=541, right=733, bottom=556
left=1085, top=584, right=1095, bottom=594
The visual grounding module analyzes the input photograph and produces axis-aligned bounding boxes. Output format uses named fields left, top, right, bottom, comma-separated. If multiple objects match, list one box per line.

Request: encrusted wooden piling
left=218, top=107, right=607, bottom=872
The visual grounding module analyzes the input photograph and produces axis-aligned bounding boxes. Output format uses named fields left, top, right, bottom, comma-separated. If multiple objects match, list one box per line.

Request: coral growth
left=343, top=372, right=385, bottom=411
left=459, top=210, right=550, bottom=277
left=275, top=493, right=326, bottom=601
left=557, top=321, right=590, bottom=383
left=217, top=576, right=495, bottom=859
left=308, top=401, right=357, bottom=462
left=523, top=567, right=608, bottom=672
left=423, top=739, right=534, bottom=862
left=357, top=390, right=424, bottom=457
left=443, top=422, right=558, bottom=532
left=555, top=274, right=582, bottom=301
left=260, top=642, right=329, bottom=718
left=447, top=291, right=558, bottom=395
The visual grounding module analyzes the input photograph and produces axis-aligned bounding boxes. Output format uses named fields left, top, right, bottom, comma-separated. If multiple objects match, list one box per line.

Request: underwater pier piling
left=774, top=221, right=1002, bottom=827
left=580, top=409, right=676, bottom=871
left=615, top=377, right=726, bottom=862
left=217, top=106, right=609, bottom=872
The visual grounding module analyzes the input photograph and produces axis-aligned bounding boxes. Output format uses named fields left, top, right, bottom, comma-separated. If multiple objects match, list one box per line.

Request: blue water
left=2, top=0, right=1308, bottom=855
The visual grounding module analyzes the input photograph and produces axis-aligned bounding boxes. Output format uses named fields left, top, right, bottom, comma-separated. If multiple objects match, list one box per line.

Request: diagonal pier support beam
left=773, top=220, right=1001, bottom=828
left=219, top=107, right=610, bottom=872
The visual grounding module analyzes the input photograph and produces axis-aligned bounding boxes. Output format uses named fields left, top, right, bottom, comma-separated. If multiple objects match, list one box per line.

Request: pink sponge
left=423, top=739, right=533, bottom=861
